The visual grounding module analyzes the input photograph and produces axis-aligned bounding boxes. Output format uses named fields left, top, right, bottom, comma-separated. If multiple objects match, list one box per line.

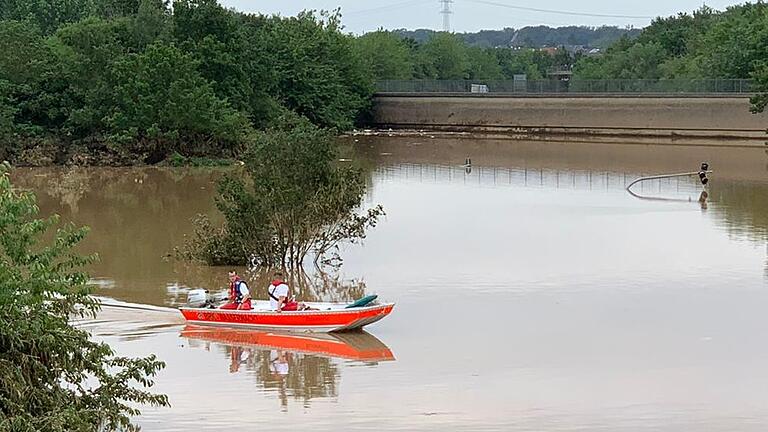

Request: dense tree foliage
left=354, top=30, right=413, bottom=80
left=0, top=0, right=373, bottom=165
left=571, top=2, right=768, bottom=111
left=177, top=114, right=383, bottom=267
left=354, top=29, right=576, bottom=81
left=7, top=0, right=768, bottom=164
left=395, top=25, right=639, bottom=49
left=415, top=32, right=471, bottom=79
left=575, top=37, right=667, bottom=79
left=0, top=0, right=619, bottom=166
left=266, top=11, right=373, bottom=130
left=0, top=163, right=168, bottom=431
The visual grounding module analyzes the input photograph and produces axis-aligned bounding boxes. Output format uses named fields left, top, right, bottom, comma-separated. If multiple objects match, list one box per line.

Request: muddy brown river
left=11, top=138, right=768, bottom=431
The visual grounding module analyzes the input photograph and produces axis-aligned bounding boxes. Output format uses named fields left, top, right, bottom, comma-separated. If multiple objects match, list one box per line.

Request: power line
left=465, top=0, right=654, bottom=19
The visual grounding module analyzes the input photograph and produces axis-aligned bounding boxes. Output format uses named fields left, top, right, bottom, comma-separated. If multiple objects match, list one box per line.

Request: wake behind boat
left=179, top=299, right=395, bottom=333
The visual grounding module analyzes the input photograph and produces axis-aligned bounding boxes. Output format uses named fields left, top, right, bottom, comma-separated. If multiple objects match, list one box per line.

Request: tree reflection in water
left=252, top=349, right=338, bottom=411
left=705, top=181, right=768, bottom=279
left=286, top=268, right=367, bottom=303
left=222, top=345, right=334, bottom=411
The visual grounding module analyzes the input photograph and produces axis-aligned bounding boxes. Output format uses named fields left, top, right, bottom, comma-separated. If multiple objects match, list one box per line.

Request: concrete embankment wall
left=372, top=94, right=768, bottom=144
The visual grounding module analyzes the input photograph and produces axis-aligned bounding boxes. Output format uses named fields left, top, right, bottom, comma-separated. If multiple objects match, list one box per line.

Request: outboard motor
left=187, top=289, right=209, bottom=308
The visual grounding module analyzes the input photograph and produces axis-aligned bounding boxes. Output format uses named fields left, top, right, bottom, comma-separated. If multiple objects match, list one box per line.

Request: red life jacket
left=229, top=277, right=246, bottom=303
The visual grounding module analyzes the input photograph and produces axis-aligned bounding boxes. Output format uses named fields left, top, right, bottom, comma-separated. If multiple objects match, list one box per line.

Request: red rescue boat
left=179, top=300, right=395, bottom=333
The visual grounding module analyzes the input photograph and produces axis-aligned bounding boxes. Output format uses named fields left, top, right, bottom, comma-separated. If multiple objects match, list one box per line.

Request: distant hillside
left=393, top=26, right=641, bottom=49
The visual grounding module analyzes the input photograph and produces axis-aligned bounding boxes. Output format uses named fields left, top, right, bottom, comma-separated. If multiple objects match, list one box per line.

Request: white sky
left=219, top=0, right=745, bottom=34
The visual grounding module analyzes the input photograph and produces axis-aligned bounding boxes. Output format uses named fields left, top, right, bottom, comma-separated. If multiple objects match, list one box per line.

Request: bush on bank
left=0, top=162, right=168, bottom=431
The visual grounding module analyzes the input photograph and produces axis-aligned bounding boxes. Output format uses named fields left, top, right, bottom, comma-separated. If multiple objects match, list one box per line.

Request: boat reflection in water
left=180, top=325, right=395, bottom=410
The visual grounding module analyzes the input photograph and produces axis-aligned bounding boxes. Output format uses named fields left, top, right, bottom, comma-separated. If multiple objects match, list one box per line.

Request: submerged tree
left=0, top=163, right=168, bottom=431
left=178, top=114, right=383, bottom=268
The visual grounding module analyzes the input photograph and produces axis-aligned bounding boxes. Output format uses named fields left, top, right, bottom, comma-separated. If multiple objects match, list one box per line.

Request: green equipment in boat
left=345, top=294, right=378, bottom=309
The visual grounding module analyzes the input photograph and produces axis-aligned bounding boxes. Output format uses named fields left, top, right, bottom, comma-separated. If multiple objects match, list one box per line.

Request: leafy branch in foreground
left=0, top=162, right=168, bottom=432
left=177, top=114, right=384, bottom=268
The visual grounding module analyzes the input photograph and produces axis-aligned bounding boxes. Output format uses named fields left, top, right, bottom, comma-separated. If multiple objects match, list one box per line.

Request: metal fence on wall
left=376, top=79, right=755, bottom=94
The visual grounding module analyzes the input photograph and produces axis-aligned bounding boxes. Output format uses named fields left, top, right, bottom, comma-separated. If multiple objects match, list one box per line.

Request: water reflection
left=11, top=168, right=377, bottom=306
left=699, top=190, right=708, bottom=210
left=354, top=137, right=768, bottom=282
left=11, top=167, right=223, bottom=305
left=11, top=139, right=768, bottom=430
left=181, top=326, right=394, bottom=410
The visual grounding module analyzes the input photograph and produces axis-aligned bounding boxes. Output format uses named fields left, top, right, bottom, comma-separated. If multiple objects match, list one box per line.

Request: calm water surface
left=12, top=138, right=768, bottom=431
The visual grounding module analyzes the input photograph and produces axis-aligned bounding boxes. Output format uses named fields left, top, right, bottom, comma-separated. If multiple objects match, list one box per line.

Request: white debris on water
left=346, top=129, right=472, bottom=138
left=88, top=278, right=115, bottom=290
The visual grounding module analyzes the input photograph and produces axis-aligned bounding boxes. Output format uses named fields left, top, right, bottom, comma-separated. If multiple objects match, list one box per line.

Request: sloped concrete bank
left=372, top=94, right=768, bottom=146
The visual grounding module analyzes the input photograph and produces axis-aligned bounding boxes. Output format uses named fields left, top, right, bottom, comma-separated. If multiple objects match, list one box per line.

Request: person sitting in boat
left=220, top=270, right=252, bottom=310
left=268, top=272, right=312, bottom=312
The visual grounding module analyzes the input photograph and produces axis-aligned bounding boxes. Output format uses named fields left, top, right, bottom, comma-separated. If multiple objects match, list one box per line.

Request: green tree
left=0, top=80, right=18, bottom=160
left=96, top=0, right=142, bottom=18
left=416, top=32, right=470, bottom=79
left=466, top=47, right=503, bottom=80
left=266, top=10, right=373, bottom=130
left=180, top=114, right=383, bottom=267
left=550, top=47, right=573, bottom=71
left=0, top=0, right=97, bottom=34
left=495, top=49, right=545, bottom=79
left=107, top=41, right=251, bottom=161
left=0, top=163, right=168, bottom=431
left=574, top=39, right=667, bottom=79
left=0, top=20, right=70, bottom=155
left=572, top=3, right=768, bottom=81
left=749, top=63, right=768, bottom=113
left=172, top=0, right=278, bottom=127
left=354, top=30, right=413, bottom=80
left=697, top=2, right=768, bottom=79
left=635, top=7, right=716, bottom=57
left=53, top=17, right=138, bottom=138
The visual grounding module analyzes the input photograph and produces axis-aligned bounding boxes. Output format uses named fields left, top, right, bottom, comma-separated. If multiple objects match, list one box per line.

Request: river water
left=11, top=138, right=768, bottom=431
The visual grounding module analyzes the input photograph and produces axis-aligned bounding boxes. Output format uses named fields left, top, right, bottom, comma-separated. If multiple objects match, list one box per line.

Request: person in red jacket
left=220, top=270, right=252, bottom=310
left=267, top=272, right=313, bottom=312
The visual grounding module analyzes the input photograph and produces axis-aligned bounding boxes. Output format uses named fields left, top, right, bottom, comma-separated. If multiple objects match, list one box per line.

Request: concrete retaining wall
left=372, top=94, right=768, bottom=141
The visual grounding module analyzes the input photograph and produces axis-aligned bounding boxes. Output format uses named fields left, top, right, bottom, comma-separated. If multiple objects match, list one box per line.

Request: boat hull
left=179, top=303, right=395, bottom=333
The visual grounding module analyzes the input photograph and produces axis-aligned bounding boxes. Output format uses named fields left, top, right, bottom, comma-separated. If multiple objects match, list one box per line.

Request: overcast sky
left=219, top=0, right=744, bottom=34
